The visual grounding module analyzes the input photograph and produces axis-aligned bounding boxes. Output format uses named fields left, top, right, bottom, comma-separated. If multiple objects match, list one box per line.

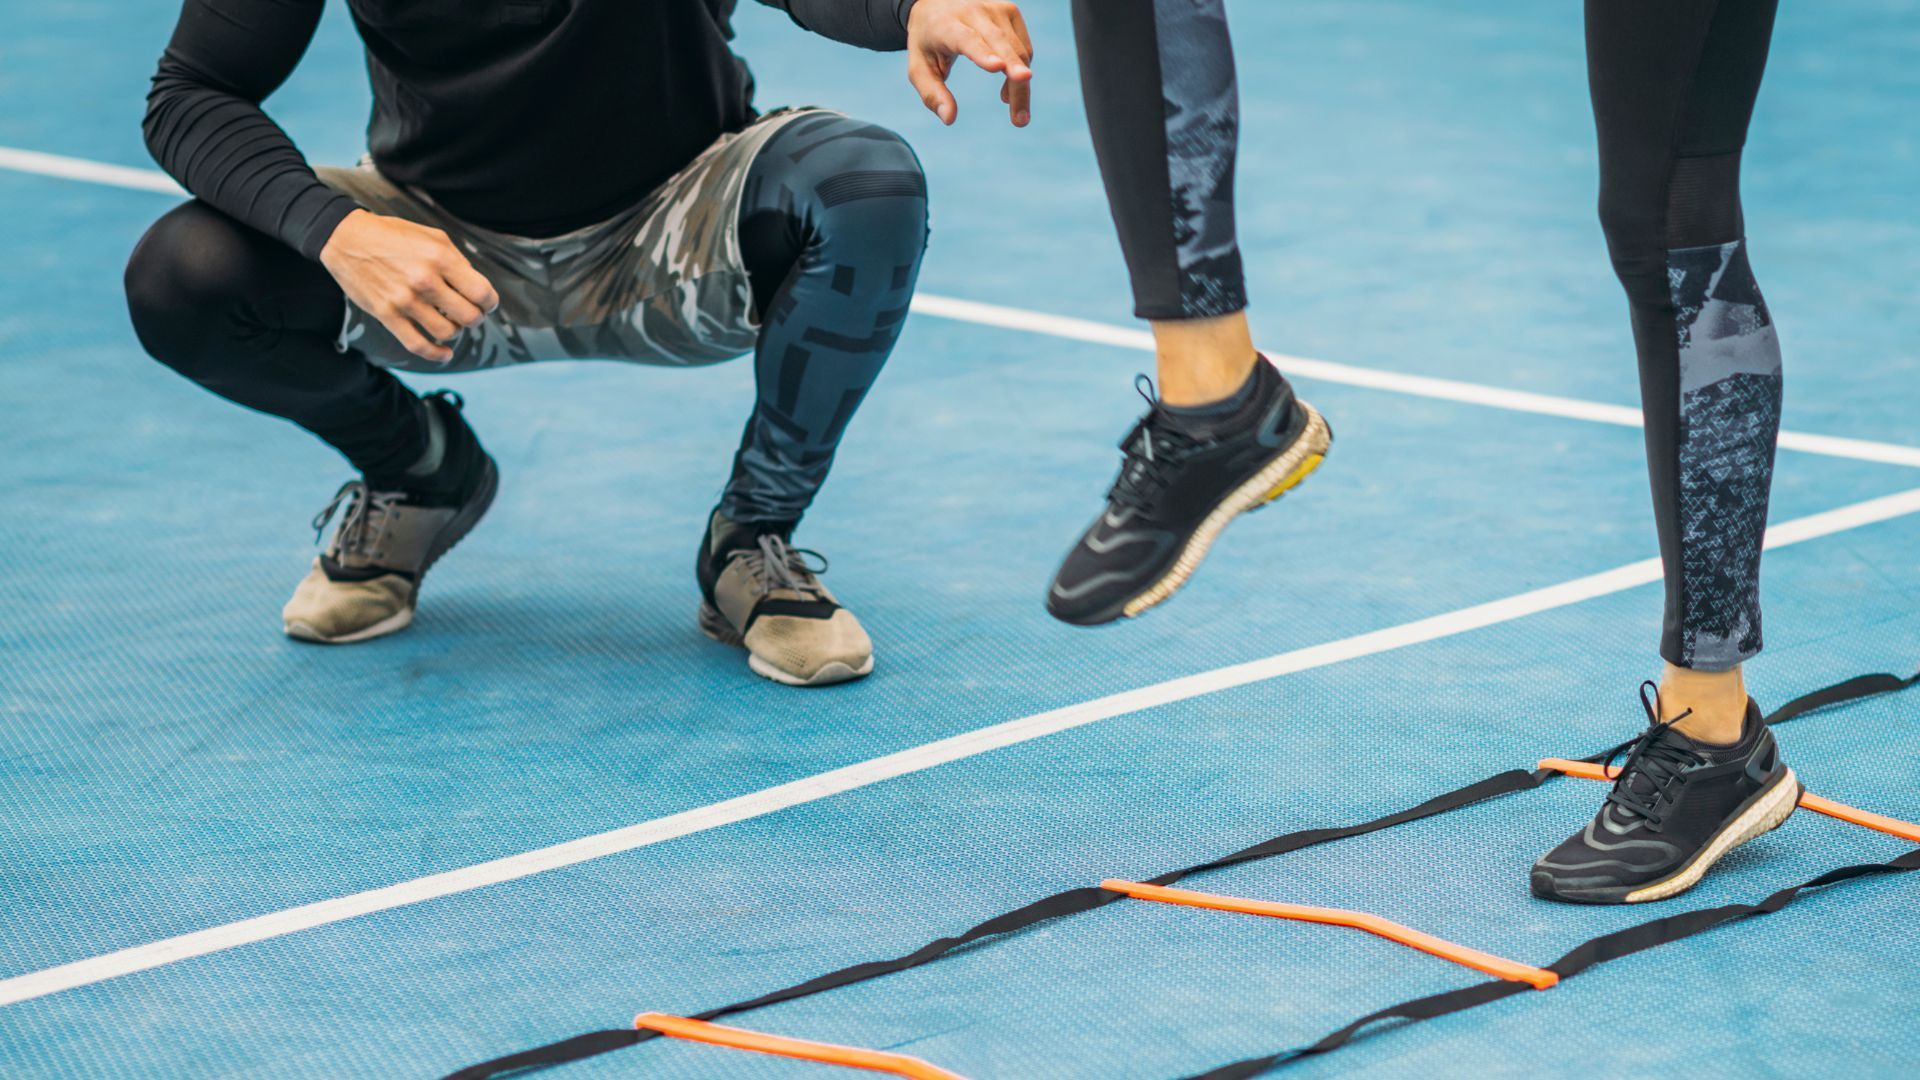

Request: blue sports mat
left=2, top=0, right=1917, bottom=1077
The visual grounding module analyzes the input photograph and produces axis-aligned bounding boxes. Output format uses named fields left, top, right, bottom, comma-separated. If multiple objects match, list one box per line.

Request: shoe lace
left=312, top=480, right=406, bottom=562
left=733, top=533, right=830, bottom=597
left=1601, top=681, right=1704, bottom=831
left=1108, top=375, right=1203, bottom=513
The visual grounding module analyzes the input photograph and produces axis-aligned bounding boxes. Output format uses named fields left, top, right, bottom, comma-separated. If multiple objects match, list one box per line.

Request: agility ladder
left=448, top=671, right=1920, bottom=1080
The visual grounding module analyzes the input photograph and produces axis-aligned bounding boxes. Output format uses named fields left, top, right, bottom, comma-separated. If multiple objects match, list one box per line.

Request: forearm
left=760, top=0, right=915, bottom=51
left=141, top=0, right=356, bottom=259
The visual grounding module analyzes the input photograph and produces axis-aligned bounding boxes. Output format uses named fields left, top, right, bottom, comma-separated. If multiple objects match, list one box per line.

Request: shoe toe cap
left=1045, top=556, right=1152, bottom=626
left=282, top=561, right=416, bottom=643
left=1530, top=841, right=1647, bottom=905
left=1044, top=582, right=1120, bottom=626
left=744, top=609, right=874, bottom=685
left=1046, top=522, right=1180, bottom=626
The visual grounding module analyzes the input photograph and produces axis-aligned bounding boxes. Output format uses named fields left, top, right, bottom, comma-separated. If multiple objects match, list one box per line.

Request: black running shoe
left=1531, top=683, right=1799, bottom=905
left=1046, top=360, right=1331, bottom=626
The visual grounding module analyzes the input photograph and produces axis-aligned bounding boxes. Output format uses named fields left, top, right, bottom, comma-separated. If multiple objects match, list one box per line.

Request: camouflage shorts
left=316, top=108, right=827, bottom=373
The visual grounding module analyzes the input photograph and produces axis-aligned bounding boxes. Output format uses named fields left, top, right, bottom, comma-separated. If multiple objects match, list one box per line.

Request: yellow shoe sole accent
left=1260, top=451, right=1326, bottom=505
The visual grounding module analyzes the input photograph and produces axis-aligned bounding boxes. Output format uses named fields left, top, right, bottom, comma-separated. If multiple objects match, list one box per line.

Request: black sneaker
left=1046, top=360, right=1331, bottom=626
left=1531, top=683, right=1799, bottom=905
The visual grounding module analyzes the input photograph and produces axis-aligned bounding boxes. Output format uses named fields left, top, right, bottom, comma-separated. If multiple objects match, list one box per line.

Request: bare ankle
left=1658, top=662, right=1749, bottom=745
left=1151, top=312, right=1258, bottom=406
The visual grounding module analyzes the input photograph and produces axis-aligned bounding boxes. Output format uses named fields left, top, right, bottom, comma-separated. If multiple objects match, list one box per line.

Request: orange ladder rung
left=1100, top=880, right=1559, bottom=989
left=634, top=1014, right=969, bottom=1080
left=1537, top=758, right=1920, bottom=845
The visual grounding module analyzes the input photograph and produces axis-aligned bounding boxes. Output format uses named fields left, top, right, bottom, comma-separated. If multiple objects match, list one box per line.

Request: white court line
left=6, top=142, right=1920, bottom=1003
left=906, top=297, right=1920, bottom=471
left=0, top=146, right=185, bottom=196
left=5, top=484, right=1920, bottom=1009
left=6, top=143, right=1919, bottom=470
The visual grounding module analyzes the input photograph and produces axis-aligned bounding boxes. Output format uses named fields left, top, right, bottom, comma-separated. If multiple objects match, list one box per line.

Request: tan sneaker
left=696, top=511, right=874, bottom=686
left=283, top=396, right=497, bottom=644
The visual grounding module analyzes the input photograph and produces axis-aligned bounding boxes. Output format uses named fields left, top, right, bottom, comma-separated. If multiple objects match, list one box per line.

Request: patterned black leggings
left=1078, top=0, right=1784, bottom=668
left=1589, top=0, right=1782, bottom=670
left=1072, top=0, right=1245, bottom=321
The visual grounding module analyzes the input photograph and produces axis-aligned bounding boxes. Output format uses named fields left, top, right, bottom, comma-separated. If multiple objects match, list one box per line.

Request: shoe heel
left=1624, top=767, right=1800, bottom=903
left=420, top=454, right=500, bottom=580
left=1735, top=768, right=1801, bottom=846
left=1248, top=403, right=1332, bottom=512
left=698, top=602, right=744, bottom=646
left=1257, top=450, right=1326, bottom=507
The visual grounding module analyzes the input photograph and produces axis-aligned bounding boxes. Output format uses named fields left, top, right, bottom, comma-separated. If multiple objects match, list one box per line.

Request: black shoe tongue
left=709, top=513, right=796, bottom=561
left=1603, top=801, right=1644, bottom=828
left=1158, top=360, right=1280, bottom=441
left=1612, top=724, right=1700, bottom=809
left=1618, top=763, right=1662, bottom=803
left=1155, top=405, right=1230, bottom=443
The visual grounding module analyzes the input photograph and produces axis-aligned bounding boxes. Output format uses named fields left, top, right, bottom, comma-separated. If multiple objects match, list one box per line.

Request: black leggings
left=1072, top=0, right=1246, bottom=321
left=123, top=115, right=927, bottom=526
left=1589, top=0, right=1782, bottom=671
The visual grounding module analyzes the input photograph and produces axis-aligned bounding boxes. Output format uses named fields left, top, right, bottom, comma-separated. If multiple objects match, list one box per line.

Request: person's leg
left=1046, top=0, right=1331, bottom=626
left=1070, top=0, right=1252, bottom=397
left=1589, top=0, right=1782, bottom=741
left=1532, top=0, right=1795, bottom=905
left=125, top=200, right=496, bottom=643
left=693, top=112, right=929, bottom=686
left=721, top=112, right=928, bottom=529
left=125, top=200, right=435, bottom=485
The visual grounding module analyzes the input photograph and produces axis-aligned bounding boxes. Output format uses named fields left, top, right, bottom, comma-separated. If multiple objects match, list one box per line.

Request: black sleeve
left=142, top=0, right=360, bottom=260
left=756, top=0, right=916, bottom=51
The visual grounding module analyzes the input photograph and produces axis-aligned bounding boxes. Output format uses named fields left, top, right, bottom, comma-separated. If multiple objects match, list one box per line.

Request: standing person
left=1533, top=0, right=1800, bottom=903
left=124, top=0, right=1033, bottom=687
left=1046, top=0, right=1334, bottom=627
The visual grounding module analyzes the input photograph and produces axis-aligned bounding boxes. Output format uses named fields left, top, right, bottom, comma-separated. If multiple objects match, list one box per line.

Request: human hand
left=319, top=210, right=499, bottom=363
left=906, top=0, right=1034, bottom=127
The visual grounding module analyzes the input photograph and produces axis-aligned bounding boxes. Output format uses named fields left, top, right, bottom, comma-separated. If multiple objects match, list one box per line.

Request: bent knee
left=124, top=201, right=269, bottom=363
left=778, top=117, right=930, bottom=242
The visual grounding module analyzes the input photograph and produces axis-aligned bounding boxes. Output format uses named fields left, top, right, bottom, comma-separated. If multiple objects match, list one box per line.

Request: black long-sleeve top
left=142, top=0, right=915, bottom=259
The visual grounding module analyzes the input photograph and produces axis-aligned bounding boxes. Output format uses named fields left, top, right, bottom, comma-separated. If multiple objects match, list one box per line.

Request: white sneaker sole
left=1119, top=402, right=1332, bottom=619
left=748, top=653, right=875, bottom=687
left=285, top=608, right=414, bottom=645
left=282, top=455, right=498, bottom=646
left=1623, top=767, right=1801, bottom=903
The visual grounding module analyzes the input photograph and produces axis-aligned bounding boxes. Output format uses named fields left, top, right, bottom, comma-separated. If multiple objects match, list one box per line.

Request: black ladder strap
left=1185, top=847, right=1920, bottom=1079
left=443, top=670, right=1918, bottom=1079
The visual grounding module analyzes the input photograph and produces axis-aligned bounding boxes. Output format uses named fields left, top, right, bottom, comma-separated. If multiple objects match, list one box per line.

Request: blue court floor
left=3, top=2, right=1918, bottom=1077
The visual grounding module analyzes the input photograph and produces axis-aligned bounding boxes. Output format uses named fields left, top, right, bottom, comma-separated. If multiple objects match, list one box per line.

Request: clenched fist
left=319, top=209, right=500, bottom=364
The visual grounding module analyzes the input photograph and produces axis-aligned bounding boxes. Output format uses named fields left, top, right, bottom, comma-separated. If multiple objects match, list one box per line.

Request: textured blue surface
left=2, top=1, right=1918, bottom=1077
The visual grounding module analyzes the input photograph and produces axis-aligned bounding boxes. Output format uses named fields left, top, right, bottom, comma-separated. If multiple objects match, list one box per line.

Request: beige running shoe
left=283, top=394, right=497, bottom=644
left=696, top=511, right=874, bottom=686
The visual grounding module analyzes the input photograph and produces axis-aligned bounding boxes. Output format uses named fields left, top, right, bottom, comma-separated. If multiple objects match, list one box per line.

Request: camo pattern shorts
left=317, top=107, right=827, bottom=373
